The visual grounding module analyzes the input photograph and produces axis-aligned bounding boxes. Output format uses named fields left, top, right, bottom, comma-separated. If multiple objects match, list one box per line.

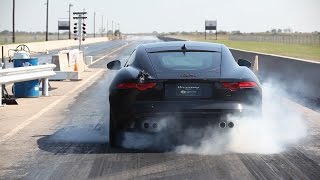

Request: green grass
left=172, top=35, right=320, bottom=61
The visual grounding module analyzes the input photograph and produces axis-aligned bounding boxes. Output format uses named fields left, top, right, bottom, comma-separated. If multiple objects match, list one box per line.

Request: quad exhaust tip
left=152, top=122, right=158, bottom=129
left=228, top=122, right=234, bottom=128
left=143, top=122, right=149, bottom=129
left=219, top=122, right=226, bottom=128
left=219, top=121, right=234, bottom=128
left=142, top=121, right=160, bottom=130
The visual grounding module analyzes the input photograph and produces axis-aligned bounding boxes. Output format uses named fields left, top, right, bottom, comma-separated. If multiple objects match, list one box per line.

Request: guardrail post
left=1, top=46, right=4, bottom=68
left=42, top=78, right=49, bottom=96
left=253, top=55, right=259, bottom=75
left=0, top=83, right=3, bottom=106
left=1, top=50, right=3, bottom=105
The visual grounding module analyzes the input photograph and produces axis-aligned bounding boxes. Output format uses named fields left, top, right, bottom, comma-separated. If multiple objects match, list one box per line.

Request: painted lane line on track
left=0, top=69, right=105, bottom=144
left=92, top=42, right=130, bottom=65
left=0, top=42, right=132, bottom=143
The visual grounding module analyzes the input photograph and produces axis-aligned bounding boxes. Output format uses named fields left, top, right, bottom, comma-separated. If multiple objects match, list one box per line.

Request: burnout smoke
left=120, top=80, right=308, bottom=154
left=121, top=117, right=175, bottom=150
left=175, top=80, right=308, bottom=154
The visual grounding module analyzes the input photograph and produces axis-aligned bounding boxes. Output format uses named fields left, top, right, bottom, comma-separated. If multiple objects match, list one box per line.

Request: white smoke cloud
left=176, top=80, right=308, bottom=154
left=121, top=117, right=174, bottom=150
left=121, top=80, right=308, bottom=154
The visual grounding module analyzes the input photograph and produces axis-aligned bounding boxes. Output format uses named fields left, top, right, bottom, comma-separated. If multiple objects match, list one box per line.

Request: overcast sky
left=0, top=0, right=319, bottom=33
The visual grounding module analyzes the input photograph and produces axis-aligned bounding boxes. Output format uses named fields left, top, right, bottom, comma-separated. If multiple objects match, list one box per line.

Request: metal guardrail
left=0, top=64, right=56, bottom=105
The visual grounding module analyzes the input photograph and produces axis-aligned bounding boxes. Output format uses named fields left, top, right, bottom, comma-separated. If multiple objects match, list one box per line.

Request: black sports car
left=107, top=41, right=262, bottom=147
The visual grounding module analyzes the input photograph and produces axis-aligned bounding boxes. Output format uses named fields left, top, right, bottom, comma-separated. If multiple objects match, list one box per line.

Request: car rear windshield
left=148, top=51, right=221, bottom=72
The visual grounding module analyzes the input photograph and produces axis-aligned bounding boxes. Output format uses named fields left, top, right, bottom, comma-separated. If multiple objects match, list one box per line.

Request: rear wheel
left=109, top=112, right=118, bottom=147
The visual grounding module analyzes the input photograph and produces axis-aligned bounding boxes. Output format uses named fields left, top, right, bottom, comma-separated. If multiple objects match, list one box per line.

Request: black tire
left=109, top=112, right=117, bottom=147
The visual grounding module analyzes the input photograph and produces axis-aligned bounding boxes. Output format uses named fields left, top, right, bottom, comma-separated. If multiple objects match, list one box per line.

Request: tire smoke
left=176, top=80, right=308, bottom=154
left=121, top=80, right=308, bottom=154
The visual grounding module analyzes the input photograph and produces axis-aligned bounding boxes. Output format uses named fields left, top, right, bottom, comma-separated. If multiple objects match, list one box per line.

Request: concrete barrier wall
left=0, top=37, right=109, bottom=58
left=158, top=36, right=320, bottom=100
left=230, top=49, right=320, bottom=100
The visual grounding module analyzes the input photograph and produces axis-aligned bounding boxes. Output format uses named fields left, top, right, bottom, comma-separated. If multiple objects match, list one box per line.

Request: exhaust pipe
left=143, top=122, right=149, bottom=129
left=152, top=122, right=159, bottom=129
left=219, top=122, right=226, bottom=128
left=228, top=122, right=234, bottom=128
left=142, top=120, right=160, bottom=131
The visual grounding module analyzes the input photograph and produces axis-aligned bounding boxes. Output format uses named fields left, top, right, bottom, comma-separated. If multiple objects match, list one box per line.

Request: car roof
left=142, top=41, right=222, bottom=53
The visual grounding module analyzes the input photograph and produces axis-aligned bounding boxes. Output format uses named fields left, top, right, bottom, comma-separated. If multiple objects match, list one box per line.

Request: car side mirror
left=238, top=59, right=252, bottom=68
left=107, top=60, right=121, bottom=70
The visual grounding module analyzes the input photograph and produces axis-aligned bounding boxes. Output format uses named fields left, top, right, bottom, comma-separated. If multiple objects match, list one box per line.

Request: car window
left=148, top=51, right=221, bottom=71
left=125, top=50, right=136, bottom=67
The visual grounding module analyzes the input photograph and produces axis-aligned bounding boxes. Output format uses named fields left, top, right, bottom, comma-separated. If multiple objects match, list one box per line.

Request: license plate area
left=165, top=83, right=212, bottom=98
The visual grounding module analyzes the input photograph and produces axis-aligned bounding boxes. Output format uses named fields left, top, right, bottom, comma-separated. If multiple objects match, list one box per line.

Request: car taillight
left=222, top=81, right=257, bottom=91
left=117, top=82, right=156, bottom=91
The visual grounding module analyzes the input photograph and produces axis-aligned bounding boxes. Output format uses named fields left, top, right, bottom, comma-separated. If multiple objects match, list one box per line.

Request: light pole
left=12, top=0, right=15, bottom=43
left=45, top=0, right=49, bottom=41
left=106, top=20, right=108, bottom=36
left=93, top=12, right=96, bottom=37
left=68, top=3, right=73, bottom=39
left=112, top=20, right=114, bottom=34
left=101, top=15, right=104, bottom=37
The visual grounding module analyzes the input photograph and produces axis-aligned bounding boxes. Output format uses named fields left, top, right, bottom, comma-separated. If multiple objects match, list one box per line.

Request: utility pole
left=204, top=21, right=206, bottom=40
left=12, top=0, right=15, bottom=43
left=106, top=20, right=108, bottom=36
left=93, top=12, right=96, bottom=37
left=46, top=0, right=49, bottom=41
left=101, top=15, right=104, bottom=37
left=112, top=20, right=114, bottom=34
left=68, top=3, right=73, bottom=39
left=118, top=23, right=120, bottom=37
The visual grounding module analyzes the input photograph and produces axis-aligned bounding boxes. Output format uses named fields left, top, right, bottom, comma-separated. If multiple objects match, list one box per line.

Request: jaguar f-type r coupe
left=107, top=41, right=262, bottom=147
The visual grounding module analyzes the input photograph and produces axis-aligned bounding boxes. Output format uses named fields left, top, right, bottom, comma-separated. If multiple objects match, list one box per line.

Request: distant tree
left=271, top=29, right=277, bottom=34
left=277, top=29, right=282, bottom=33
left=152, top=31, right=158, bottom=35
left=114, top=30, right=121, bottom=36
left=181, top=31, right=189, bottom=35
left=0, top=30, right=10, bottom=34
left=231, top=30, right=241, bottom=35
left=218, top=30, right=227, bottom=35
left=284, top=28, right=292, bottom=33
left=107, top=30, right=113, bottom=35
left=99, top=27, right=105, bottom=36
